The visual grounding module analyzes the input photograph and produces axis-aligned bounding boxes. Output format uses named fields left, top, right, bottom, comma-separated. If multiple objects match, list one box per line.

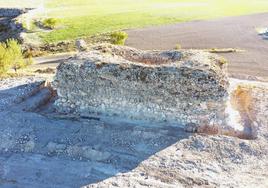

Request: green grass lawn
left=2, top=0, right=268, bottom=43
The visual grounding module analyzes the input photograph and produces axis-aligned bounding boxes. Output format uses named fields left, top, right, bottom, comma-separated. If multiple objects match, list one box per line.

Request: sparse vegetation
left=0, top=43, right=10, bottom=75
left=42, top=18, right=59, bottom=29
left=208, top=48, right=244, bottom=53
left=110, top=31, right=128, bottom=45
left=0, top=39, right=32, bottom=75
left=24, top=48, right=45, bottom=58
left=175, top=44, right=182, bottom=50
left=219, top=57, right=228, bottom=66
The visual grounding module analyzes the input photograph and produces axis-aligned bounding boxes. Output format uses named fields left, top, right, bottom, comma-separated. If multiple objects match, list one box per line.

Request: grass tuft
left=110, top=31, right=128, bottom=45
left=175, top=44, right=182, bottom=50
left=42, top=18, right=59, bottom=29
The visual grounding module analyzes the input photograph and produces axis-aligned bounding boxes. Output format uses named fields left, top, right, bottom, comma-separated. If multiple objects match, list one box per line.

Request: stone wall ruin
left=53, top=44, right=230, bottom=129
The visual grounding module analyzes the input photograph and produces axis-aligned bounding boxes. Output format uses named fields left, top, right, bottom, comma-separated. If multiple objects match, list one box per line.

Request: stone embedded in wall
left=53, top=44, right=229, bottom=128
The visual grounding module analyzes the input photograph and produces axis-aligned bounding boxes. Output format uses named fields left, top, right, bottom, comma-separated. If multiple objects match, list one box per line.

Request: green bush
left=175, top=43, right=182, bottom=50
left=0, top=39, right=31, bottom=75
left=42, top=18, right=59, bottom=29
left=110, top=31, right=128, bottom=45
left=219, top=57, right=228, bottom=66
left=0, top=43, right=10, bottom=75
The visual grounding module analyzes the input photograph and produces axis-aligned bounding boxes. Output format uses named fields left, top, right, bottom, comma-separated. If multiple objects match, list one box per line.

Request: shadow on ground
left=0, top=82, right=191, bottom=187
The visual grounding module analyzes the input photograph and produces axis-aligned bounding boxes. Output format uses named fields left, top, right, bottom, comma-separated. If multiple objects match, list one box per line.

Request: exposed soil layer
left=230, top=86, right=257, bottom=139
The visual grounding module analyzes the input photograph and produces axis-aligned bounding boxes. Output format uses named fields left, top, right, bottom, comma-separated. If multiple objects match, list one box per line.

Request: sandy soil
left=126, top=13, right=268, bottom=80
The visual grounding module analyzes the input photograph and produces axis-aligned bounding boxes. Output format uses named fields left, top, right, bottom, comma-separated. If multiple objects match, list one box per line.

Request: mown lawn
left=2, top=0, right=268, bottom=43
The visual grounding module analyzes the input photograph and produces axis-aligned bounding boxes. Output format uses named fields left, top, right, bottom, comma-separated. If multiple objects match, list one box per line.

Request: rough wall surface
left=53, top=44, right=229, bottom=127
left=0, top=8, right=29, bottom=42
left=0, top=8, right=28, bottom=17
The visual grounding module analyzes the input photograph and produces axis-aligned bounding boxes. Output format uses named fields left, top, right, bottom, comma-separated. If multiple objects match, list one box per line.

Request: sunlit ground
left=1, top=0, right=268, bottom=43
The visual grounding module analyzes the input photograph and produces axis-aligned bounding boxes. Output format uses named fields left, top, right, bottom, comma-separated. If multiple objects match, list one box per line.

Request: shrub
left=175, top=43, right=182, bottom=50
left=219, top=57, right=228, bottom=66
left=110, top=31, right=128, bottom=45
left=7, top=39, right=27, bottom=72
left=42, top=18, right=59, bottom=29
left=0, top=43, right=10, bottom=75
left=0, top=39, right=31, bottom=75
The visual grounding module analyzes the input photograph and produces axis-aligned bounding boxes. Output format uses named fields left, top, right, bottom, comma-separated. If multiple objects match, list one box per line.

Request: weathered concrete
left=53, top=44, right=229, bottom=128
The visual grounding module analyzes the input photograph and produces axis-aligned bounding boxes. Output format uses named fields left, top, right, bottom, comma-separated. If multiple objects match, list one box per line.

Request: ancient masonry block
left=53, top=44, right=229, bottom=128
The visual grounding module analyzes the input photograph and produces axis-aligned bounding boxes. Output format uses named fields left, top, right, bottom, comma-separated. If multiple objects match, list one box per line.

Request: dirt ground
left=126, top=13, right=268, bottom=80
left=30, top=13, right=268, bottom=82
left=0, top=75, right=267, bottom=188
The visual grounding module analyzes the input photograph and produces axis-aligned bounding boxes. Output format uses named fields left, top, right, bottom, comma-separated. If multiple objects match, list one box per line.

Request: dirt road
left=31, top=13, right=268, bottom=80
left=32, top=53, right=75, bottom=70
left=126, top=13, right=268, bottom=79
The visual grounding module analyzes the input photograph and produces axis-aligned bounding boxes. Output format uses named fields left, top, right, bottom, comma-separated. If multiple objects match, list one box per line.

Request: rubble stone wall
left=53, top=44, right=229, bottom=128
left=0, top=8, right=30, bottom=42
left=0, top=8, right=28, bottom=18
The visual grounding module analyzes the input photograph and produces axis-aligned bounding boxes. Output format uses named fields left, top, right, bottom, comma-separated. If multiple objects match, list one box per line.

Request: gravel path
left=126, top=13, right=268, bottom=80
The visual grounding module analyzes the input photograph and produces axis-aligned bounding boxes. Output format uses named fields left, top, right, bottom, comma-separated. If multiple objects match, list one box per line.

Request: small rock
left=75, top=39, right=88, bottom=52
